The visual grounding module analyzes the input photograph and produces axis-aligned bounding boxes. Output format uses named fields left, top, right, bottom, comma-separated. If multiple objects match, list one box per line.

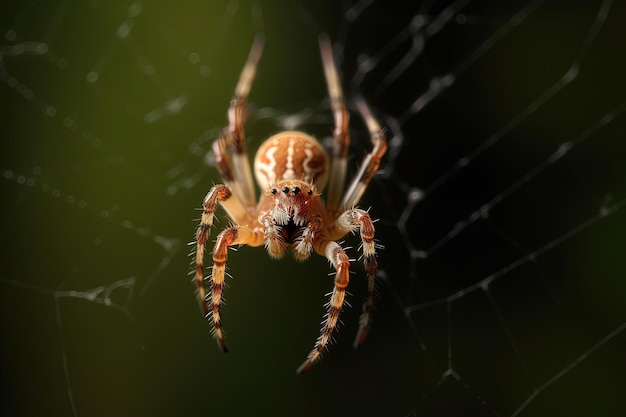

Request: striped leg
left=341, top=97, right=388, bottom=208
left=208, top=225, right=264, bottom=351
left=223, top=34, right=265, bottom=207
left=337, top=208, right=379, bottom=348
left=319, top=34, right=350, bottom=214
left=194, top=185, right=247, bottom=349
left=297, top=241, right=350, bottom=374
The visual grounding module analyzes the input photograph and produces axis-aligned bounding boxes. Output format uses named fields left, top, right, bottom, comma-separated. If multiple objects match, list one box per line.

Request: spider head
left=268, top=180, right=319, bottom=226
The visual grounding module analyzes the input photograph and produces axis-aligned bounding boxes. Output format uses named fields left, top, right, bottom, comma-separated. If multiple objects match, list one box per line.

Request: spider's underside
left=193, top=34, right=387, bottom=374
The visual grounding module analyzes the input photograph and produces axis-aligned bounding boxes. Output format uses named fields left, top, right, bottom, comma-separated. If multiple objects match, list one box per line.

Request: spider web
left=1, top=1, right=625, bottom=416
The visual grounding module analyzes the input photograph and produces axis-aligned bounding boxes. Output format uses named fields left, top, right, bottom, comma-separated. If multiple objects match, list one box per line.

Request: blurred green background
left=1, top=1, right=625, bottom=416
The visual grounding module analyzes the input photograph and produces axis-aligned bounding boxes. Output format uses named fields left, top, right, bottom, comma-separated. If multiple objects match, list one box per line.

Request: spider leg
left=195, top=184, right=247, bottom=246
left=193, top=184, right=249, bottom=348
left=223, top=34, right=265, bottom=207
left=319, top=34, right=350, bottom=215
left=211, top=132, right=240, bottom=200
left=297, top=241, right=351, bottom=374
left=208, top=225, right=264, bottom=351
left=336, top=208, right=379, bottom=348
left=341, top=97, right=387, bottom=208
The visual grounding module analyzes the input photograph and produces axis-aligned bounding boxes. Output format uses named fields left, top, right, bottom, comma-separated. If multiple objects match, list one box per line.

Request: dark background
left=1, top=1, right=625, bottom=416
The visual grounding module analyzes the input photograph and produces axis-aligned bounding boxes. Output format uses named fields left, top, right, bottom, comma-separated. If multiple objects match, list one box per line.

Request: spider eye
left=307, top=189, right=313, bottom=196
left=282, top=186, right=290, bottom=194
left=292, top=186, right=301, bottom=195
left=271, top=188, right=277, bottom=195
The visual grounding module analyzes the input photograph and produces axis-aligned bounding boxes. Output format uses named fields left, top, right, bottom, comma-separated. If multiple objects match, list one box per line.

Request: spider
left=193, top=34, right=387, bottom=374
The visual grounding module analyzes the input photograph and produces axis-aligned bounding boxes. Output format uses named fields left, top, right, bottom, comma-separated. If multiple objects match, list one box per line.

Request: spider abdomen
left=254, top=131, right=329, bottom=191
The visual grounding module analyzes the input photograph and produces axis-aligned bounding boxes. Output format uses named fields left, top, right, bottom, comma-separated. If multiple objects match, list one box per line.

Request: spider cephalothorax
left=193, top=34, right=387, bottom=373
left=261, top=179, right=322, bottom=260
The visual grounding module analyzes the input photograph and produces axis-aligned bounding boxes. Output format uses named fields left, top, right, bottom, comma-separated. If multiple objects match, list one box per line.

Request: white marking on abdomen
left=255, top=145, right=278, bottom=186
left=284, top=138, right=296, bottom=179
left=302, top=145, right=323, bottom=182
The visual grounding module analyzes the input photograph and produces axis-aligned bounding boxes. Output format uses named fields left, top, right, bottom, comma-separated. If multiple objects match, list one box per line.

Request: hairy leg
left=207, top=225, right=264, bottom=351
left=297, top=240, right=351, bottom=374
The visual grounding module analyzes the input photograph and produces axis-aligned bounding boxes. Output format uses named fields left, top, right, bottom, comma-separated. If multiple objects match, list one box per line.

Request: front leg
left=297, top=240, right=351, bottom=374
left=335, top=208, right=379, bottom=348
left=194, top=185, right=247, bottom=340
left=208, top=225, right=264, bottom=352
